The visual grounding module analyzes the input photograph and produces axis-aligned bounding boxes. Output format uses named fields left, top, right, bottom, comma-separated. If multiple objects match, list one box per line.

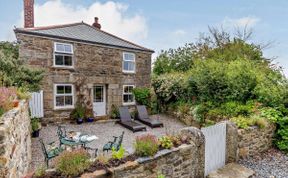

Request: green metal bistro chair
left=39, top=139, right=64, bottom=167
left=103, top=131, right=124, bottom=152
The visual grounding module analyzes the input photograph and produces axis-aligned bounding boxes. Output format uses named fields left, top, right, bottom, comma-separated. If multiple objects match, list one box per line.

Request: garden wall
left=81, top=127, right=205, bottom=178
left=0, top=101, right=31, bottom=178
left=237, top=123, right=276, bottom=158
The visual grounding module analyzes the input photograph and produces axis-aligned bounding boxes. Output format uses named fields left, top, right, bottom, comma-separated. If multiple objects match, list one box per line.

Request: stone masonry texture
left=16, top=33, right=152, bottom=123
left=0, top=101, right=32, bottom=178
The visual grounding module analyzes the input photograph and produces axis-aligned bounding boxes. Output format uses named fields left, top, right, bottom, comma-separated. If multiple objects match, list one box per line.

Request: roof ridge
left=16, top=22, right=84, bottom=31
left=81, top=22, right=153, bottom=52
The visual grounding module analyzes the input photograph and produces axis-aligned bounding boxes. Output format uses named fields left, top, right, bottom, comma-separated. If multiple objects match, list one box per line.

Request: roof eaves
left=14, top=29, right=154, bottom=53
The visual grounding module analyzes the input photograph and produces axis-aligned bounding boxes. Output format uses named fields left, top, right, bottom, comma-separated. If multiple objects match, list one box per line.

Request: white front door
left=93, top=85, right=106, bottom=116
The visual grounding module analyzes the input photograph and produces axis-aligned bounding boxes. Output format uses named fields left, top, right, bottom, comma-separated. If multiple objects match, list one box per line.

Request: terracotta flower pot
left=13, top=100, right=19, bottom=107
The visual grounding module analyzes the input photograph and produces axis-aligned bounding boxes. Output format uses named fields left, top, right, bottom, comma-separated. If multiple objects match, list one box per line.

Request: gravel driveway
left=30, top=114, right=186, bottom=171
left=238, top=148, right=288, bottom=178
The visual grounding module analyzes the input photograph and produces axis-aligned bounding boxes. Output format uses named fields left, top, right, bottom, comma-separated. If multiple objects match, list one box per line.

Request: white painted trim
left=54, top=84, right=74, bottom=110
left=122, top=52, right=136, bottom=74
left=54, top=42, right=74, bottom=54
left=122, top=85, right=136, bottom=105
left=53, top=42, right=74, bottom=68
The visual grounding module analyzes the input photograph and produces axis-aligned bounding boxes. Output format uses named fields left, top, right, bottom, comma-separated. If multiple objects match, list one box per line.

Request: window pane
left=56, top=44, right=64, bottom=52
left=123, top=94, right=129, bottom=103
left=64, top=56, right=72, bottom=66
left=128, top=62, right=135, bottom=71
left=55, top=55, right=64, bottom=65
left=64, top=45, right=72, bottom=53
left=65, top=96, right=73, bottom=105
left=128, top=94, right=134, bottom=102
left=123, top=61, right=129, bottom=71
left=124, top=53, right=135, bottom=61
left=124, top=86, right=129, bottom=93
left=57, top=86, right=65, bottom=94
left=56, top=96, right=64, bottom=106
left=65, top=86, right=72, bottom=94
left=94, top=86, right=103, bottom=102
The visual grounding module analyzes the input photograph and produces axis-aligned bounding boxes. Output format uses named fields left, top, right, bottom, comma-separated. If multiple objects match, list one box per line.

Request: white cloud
left=173, top=29, right=186, bottom=36
left=16, top=0, right=148, bottom=42
left=222, top=16, right=260, bottom=28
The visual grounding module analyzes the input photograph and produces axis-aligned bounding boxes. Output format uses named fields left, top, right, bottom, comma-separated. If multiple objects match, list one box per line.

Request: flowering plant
left=0, top=87, right=17, bottom=116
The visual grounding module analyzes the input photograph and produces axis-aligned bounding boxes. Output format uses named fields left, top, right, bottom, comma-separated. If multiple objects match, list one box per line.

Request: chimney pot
left=24, top=0, right=34, bottom=28
left=92, top=17, right=101, bottom=29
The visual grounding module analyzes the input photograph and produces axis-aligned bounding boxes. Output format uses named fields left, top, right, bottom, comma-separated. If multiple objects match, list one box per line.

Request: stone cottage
left=15, top=0, right=153, bottom=122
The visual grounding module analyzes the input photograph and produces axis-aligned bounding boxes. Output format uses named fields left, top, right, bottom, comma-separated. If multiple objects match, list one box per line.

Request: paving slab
left=207, top=163, right=255, bottom=178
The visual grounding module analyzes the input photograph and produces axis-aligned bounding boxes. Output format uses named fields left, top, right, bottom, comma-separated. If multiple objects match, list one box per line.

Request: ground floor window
left=123, top=85, right=135, bottom=105
left=54, top=84, right=74, bottom=109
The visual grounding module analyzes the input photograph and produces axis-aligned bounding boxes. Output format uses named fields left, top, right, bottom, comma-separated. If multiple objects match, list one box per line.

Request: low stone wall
left=0, top=101, right=31, bottom=178
left=82, top=127, right=205, bottom=178
left=237, top=123, right=276, bottom=158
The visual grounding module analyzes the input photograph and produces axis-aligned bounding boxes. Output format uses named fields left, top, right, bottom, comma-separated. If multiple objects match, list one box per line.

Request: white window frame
left=122, top=52, right=136, bottom=73
left=54, top=84, right=74, bottom=109
left=53, top=42, right=74, bottom=68
left=122, top=85, right=135, bottom=105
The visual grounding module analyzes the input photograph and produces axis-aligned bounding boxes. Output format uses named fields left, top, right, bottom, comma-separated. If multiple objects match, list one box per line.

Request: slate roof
left=14, top=22, right=154, bottom=53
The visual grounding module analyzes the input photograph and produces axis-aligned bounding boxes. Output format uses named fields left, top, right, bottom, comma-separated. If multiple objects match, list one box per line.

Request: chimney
left=92, top=17, right=101, bottom=29
left=24, top=0, right=34, bottom=28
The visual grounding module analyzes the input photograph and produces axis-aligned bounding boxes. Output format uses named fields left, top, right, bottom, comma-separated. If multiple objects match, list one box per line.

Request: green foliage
left=230, top=115, right=268, bottom=129
left=31, top=117, right=41, bottom=132
left=260, top=107, right=283, bottom=123
left=55, top=150, right=91, bottom=177
left=158, top=136, right=173, bottom=149
left=134, top=134, right=159, bottom=157
left=111, top=145, right=125, bottom=160
left=33, top=165, right=46, bottom=177
left=153, top=44, right=194, bottom=75
left=133, top=87, right=151, bottom=106
left=110, top=104, right=120, bottom=119
left=152, top=73, right=190, bottom=104
left=0, top=108, right=4, bottom=117
left=0, top=42, right=44, bottom=91
left=157, top=172, right=165, bottom=178
left=275, top=117, right=288, bottom=153
left=71, top=104, right=85, bottom=119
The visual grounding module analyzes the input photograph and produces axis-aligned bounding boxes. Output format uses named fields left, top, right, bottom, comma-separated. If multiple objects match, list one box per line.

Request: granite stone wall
left=16, top=33, right=152, bottom=123
left=237, top=123, right=276, bottom=158
left=0, top=101, right=31, bottom=178
left=81, top=127, right=205, bottom=178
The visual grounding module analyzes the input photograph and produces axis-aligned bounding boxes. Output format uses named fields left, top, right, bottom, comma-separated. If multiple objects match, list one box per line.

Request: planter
left=87, top=117, right=94, bottom=122
left=12, top=100, right=19, bottom=107
left=32, top=130, right=40, bottom=138
left=76, top=118, right=84, bottom=124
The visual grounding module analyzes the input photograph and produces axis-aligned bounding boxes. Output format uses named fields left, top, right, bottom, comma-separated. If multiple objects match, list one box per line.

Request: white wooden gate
left=201, top=122, right=226, bottom=176
left=29, top=90, right=44, bottom=118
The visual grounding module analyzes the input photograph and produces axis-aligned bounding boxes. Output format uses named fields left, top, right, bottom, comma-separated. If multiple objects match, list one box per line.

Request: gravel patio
left=30, top=114, right=186, bottom=171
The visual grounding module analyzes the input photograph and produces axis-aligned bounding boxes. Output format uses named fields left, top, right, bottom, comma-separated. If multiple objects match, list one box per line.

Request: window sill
left=122, top=102, right=136, bottom=106
left=122, top=71, right=136, bottom=74
left=54, top=106, right=74, bottom=110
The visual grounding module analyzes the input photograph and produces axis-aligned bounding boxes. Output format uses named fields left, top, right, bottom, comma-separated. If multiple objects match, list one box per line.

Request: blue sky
left=1, top=0, right=288, bottom=74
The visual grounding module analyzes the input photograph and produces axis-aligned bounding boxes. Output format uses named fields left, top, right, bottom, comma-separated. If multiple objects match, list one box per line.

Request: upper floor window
left=54, top=42, right=73, bottom=68
left=123, top=52, right=135, bottom=73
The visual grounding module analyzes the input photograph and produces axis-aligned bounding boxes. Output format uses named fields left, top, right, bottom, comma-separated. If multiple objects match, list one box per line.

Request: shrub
left=55, top=150, right=91, bottom=177
left=275, top=117, right=288, bottom=153
left=220, top=101, right=254, bottom=117
left=134, top=134, right=159, bottom=157
left=112, top=145, right=125, bottom=160
left=260, top=107, right=283, bottom=123
left=31, top=117, right=41, bottom=132
left=0, top=87, right=17, bottom=112
left=231, top=115, right=268, bottom=129
left=33, top=165, right=46, bottom=177
left=16, top=87, right=30, bottom=100
left=97, top=154, right=109, bottom=165
left=71, top=104, right=85, bottom=119
left=110, top=104, right=120, bottom=119
left=133, top=87, right=151, bottom=106
left=158, top=136, right=173, bottom=149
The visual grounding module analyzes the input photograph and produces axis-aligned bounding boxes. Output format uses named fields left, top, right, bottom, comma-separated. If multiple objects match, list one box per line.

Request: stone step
left=207, top=163, right=255, bottom=178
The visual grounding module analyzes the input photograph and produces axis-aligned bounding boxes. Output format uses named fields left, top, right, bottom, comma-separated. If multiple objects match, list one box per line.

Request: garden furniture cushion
left=136, top=105, right=164, bottom=128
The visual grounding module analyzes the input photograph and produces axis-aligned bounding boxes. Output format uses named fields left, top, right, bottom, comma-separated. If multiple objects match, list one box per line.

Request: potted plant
left=71, top=104, right=85, bottom=124
left=31, top=117, right=41, bottom=137
left=110, top=104, right=120, bottom=119
left=85, top=108, right=94, bottom=122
